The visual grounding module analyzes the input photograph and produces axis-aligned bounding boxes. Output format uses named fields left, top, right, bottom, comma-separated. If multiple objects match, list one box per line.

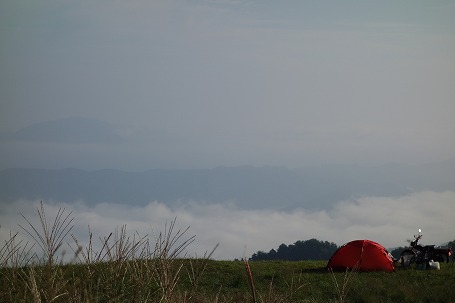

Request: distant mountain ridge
left=1, top=160, right=454, bottom=210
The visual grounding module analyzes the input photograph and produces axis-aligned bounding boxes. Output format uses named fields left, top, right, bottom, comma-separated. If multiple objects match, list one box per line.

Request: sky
left=1, top=0, right=455, bottom=170
left=1, top=1, right=455, bottom=260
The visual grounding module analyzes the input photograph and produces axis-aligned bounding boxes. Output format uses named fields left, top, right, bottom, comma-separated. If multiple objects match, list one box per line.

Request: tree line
left=250, top=238, right=455, bottom=261
left=250, top=239, right=338, bottom=261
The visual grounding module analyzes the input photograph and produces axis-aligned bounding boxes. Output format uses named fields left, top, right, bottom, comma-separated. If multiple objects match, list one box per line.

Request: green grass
left=2, top=259, right=455, bottom=302
left=201, top=260, right=455, bottom=303
left=1, top=203, right=454, bottom=302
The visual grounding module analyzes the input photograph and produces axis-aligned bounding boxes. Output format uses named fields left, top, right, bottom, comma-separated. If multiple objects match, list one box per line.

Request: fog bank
left=1, top=191, right=454, bottom=260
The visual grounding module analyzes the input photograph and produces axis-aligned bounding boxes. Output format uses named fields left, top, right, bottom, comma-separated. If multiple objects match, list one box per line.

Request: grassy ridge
left=1, top=259, right=455, bottom=302
left=1, top=203, right=454, bottom=302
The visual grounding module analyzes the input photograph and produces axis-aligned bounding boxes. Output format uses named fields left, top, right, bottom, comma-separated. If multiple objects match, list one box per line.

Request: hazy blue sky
left=1, top=0, right=455, bottom=169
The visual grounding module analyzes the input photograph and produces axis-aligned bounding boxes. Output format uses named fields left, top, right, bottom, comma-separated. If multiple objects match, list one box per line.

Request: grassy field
left=1, top=203, right=454, bottom=302
left=1, top=258, right=455, bottom=302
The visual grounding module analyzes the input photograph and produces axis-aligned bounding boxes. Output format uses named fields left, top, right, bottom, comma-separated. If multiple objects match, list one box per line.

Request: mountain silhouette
left=1, top=159, right=454, bottom=210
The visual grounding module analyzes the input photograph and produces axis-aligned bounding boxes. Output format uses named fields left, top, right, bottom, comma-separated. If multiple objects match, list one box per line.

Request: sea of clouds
left=1, top=190, right=454, bottom=261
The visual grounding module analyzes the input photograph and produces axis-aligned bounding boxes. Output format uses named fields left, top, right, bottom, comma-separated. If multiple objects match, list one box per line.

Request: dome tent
left=327, top=240, right=395, bottom=272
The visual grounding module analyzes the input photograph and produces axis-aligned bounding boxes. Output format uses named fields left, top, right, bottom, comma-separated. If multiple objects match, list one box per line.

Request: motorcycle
left=400, top=229, right=452, bottom=269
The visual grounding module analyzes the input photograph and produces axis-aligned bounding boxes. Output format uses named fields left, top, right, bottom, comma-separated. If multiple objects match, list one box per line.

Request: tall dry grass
left=0, top=202, right=219, bottom=302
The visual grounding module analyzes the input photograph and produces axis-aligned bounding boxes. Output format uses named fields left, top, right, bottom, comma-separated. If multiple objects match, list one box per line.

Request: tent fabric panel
left=360, top=241, right=394, bottom=271
left=327, top=239, right=395, bottom=272
left=327, top=241, right=363, bottom=269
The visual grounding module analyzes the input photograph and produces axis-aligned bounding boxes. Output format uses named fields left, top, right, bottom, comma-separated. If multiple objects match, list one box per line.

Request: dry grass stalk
left=99, top=225, right=147, bottom=264
left=19, top=201, right=74, bottom=266
left=16, top=202, right=74, bottom=302
left=328, top=263, right=359, bottom=303
left=184, top=243, right=219, bottom=301
left=243, top=258, right=257, bottom=303
left=151, top=218, right=195, bottom=302
left=28, top=266, right=41, bottom=303
left=0, top=230, right=35, bottom=268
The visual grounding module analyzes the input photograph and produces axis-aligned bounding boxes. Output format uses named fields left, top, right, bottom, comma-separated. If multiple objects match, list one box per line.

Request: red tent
left=327, top=240, right=395, bottom=272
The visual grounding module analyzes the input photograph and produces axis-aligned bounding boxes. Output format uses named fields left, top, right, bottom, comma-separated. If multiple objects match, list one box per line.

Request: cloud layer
left=1, top=191, right=454, bottom=260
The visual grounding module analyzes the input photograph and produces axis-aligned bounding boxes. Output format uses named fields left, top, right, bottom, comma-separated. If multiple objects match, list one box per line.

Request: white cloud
left=1, top=191, right=454, bottom=261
